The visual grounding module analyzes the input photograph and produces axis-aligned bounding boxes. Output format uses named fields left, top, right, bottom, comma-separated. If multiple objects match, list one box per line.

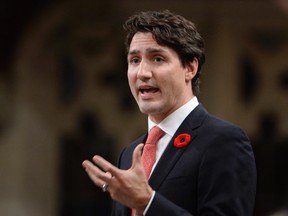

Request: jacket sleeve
left=147, top=192, right=194, bottom=216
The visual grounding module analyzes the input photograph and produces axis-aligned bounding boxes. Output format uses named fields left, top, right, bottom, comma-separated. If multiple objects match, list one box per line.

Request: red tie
left=142, top=126, right=164, bottom=179
left=131, top=126, right=164, bottom=216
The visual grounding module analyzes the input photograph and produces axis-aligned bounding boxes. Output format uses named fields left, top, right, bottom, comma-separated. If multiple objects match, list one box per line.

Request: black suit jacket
left=111, top=104, right=256, bottom=216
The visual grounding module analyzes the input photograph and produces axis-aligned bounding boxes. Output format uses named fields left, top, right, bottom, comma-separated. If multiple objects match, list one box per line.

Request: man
left=82, top=10, right=256, bottom=216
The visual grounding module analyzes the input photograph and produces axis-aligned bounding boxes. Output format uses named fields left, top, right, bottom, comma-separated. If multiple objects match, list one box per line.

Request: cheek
left=163, top=75, right=182, bottom=90
left=163, top=76, right=186, bottom=98
left=127, top=70, right=134, bottom=84
left=127, top=72, right=137, bottom=93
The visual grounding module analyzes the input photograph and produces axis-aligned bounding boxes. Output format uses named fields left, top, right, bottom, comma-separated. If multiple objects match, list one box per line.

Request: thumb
left=131, top=143, right=144, bottom=169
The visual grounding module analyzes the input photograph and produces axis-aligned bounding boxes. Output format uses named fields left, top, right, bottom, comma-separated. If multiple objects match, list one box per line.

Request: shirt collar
left=148, top=96, right=199, bottom=136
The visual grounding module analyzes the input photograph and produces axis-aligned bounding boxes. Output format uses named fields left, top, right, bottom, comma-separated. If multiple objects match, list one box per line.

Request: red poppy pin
left=174, top=133, right=191, bottom=148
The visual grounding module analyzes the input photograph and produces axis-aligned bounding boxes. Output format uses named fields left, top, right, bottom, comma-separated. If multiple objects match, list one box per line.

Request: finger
left=131, top=144, right=144, bottom=169
left=82, top=159, right=104, bottom=174
left=82, top=160, right=108, bottom=187
left=103, top=171, right=113, bottom=184
left=93, top=155, right=120, bottom=178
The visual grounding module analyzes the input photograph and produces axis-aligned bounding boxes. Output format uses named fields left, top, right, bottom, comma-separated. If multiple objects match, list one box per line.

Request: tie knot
left=146, top=126, right=164, bottom=145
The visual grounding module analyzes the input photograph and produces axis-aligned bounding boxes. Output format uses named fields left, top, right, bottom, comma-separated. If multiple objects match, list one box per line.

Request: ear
left=185, top=58, right=199, bottom=82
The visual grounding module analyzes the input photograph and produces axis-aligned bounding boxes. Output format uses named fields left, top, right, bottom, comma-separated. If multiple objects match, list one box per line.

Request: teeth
left=140, top=88, right=158, bottom=94
left=139, top=86, right=159, bottom=94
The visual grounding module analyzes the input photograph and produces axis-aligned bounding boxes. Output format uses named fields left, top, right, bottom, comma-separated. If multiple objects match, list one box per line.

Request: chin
left=139, top=106, right=163, bottom=116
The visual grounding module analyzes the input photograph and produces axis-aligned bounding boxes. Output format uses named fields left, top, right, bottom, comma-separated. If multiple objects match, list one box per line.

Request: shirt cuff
left=143, top=190, right=155, bottom=215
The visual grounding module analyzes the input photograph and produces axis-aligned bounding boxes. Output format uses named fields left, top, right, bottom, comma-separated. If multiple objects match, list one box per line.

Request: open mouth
left=139, top=87, right=159, bottom=94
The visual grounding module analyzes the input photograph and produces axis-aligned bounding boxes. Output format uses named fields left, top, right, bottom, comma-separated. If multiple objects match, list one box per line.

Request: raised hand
left=82, top=144, right=153, bottom=213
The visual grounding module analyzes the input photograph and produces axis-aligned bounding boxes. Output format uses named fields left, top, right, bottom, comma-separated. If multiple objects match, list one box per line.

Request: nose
left=137, top=61, right=152, bottom=80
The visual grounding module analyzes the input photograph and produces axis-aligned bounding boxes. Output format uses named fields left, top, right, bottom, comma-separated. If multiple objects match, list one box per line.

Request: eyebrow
left=128, top=48, right=166, bottom=56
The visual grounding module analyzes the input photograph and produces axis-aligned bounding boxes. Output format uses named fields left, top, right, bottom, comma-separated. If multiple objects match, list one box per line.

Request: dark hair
left=123, top=10, right=205, bottom=96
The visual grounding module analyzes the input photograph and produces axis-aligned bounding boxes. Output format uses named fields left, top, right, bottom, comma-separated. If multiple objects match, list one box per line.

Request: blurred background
left=0, top=0, right=288, bottom=215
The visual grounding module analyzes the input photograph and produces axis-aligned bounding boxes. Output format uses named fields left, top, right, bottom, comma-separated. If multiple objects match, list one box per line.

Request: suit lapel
left=148, top=104, right=208, bottom=190
left=120, top=134, right=147, bottom=170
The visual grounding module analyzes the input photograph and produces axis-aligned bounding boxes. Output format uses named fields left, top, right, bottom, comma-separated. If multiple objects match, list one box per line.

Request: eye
left=153, top=56, right=165, bottom=63
left=129, top=57, right=141, bottom=65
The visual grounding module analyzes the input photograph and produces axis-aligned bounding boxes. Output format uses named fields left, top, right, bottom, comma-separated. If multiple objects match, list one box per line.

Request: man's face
left=127, top=32, right=198, bottom=123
